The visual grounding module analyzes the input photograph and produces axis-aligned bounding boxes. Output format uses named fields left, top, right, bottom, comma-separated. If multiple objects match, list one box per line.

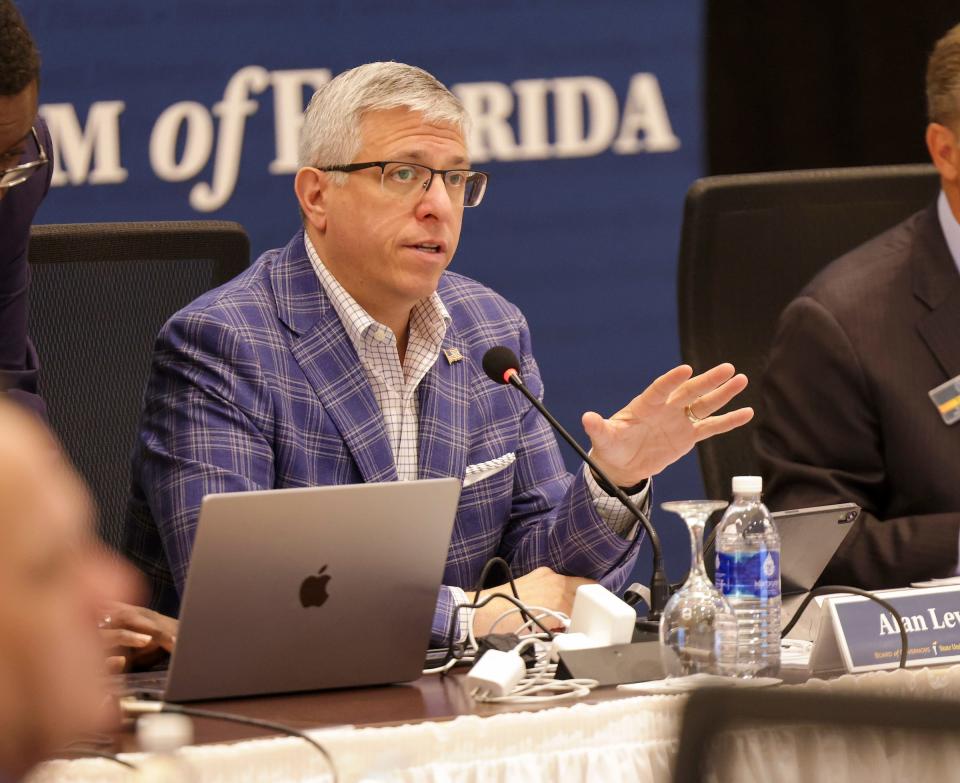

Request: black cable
left=159, top=704, right=338, bottom=782
left=468, top=557, right=535, bottom=644
left=431, top=557, right=549, bottom=671
left=471, top=556, right=521, bottom=603
left=56, top=748, right=137, bottom=769
left=443, top=592, right=556, bottom=670
left=781, top=585, right=909, bottom=669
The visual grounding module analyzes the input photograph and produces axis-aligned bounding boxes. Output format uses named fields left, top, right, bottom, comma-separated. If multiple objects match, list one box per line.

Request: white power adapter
left=548, top=631, right=601, bottom=662
left=464, top=649, right=526, bottom=697
left=568, top=584, right=636, bottom=646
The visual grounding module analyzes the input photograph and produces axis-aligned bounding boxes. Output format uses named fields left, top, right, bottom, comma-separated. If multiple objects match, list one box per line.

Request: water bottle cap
left=731, top=475, right=763, bottom=495
left=137, top=713, right=194, bottom=753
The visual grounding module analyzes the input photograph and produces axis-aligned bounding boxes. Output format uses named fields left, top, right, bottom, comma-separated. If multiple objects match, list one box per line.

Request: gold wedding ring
left=684, top=404, right=703, bottom=425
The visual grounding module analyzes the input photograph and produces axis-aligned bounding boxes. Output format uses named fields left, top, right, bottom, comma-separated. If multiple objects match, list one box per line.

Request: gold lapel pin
left=443, top=347, right=464, bottom=365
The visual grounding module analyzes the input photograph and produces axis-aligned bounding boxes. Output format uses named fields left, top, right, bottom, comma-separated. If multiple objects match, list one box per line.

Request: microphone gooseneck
left=480, top=346, right=670, bottom=623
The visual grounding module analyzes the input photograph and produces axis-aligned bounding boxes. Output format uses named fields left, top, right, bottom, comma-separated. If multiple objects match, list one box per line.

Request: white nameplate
left=809, top=585, right=960, bottom=674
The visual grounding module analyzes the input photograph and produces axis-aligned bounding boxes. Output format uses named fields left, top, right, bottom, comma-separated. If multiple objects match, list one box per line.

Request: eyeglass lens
left=380, top=162, right=487, bottom=207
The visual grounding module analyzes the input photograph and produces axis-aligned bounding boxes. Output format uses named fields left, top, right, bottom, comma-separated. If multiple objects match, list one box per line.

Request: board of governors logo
left=38, top=67, right=681, bottom=213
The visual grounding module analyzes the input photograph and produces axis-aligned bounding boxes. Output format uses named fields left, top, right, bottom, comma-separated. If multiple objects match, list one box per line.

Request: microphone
left=481, top=346, right=670, bottom=627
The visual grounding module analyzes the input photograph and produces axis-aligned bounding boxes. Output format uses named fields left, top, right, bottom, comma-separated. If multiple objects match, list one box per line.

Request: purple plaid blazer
left=124, top=230, right=644, bottom=643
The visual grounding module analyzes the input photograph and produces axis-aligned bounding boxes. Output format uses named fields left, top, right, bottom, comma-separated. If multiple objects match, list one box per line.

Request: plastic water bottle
left=714, top=475, right=781, bottom=677
left=136, top=713, right=196, bottom=782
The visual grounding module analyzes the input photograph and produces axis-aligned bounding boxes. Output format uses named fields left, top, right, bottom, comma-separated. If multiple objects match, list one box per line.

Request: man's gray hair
left=928, top=24, right=960, bottom=126
left=298, top=62, right=470, bottom=175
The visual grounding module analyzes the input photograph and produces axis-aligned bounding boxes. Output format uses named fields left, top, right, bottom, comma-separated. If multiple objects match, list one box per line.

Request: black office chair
left=674, top=686, right=960, bottom=783
left=677, top=165, right=940, bottom=500
left=27, top=221, right=250, bottom=551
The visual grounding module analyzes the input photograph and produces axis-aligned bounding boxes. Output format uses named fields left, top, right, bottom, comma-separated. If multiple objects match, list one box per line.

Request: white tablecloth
left=27, top=665, right=960, bottom=783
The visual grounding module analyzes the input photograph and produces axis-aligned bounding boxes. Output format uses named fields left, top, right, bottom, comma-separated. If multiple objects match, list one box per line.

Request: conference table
left=26, top=664, right=960, bottom=782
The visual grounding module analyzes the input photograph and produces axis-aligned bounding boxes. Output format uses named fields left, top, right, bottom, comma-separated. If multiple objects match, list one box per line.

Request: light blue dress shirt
left=935, top=192, right=960, bottom=574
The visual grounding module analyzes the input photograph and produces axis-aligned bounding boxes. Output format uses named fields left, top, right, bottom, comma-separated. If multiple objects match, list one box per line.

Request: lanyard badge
left=929, top=375, right=960, bottom=425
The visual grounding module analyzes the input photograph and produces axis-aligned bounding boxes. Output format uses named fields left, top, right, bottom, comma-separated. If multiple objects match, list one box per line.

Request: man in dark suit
left=757, top=24, right=960, bottom=589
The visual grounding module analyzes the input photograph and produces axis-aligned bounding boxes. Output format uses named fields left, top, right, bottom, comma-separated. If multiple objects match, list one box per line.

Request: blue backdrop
left=21, top=0, right=705, bottom=586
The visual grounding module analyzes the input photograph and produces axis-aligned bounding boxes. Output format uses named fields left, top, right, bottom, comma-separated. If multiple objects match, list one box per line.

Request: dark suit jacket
left=0, top=118, right=52, bottom=417
left=757, top=202, right=960, bottom=589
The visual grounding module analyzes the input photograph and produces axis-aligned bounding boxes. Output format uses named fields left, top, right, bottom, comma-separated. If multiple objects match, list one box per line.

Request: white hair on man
left=298, top=61, right=470, bottom=180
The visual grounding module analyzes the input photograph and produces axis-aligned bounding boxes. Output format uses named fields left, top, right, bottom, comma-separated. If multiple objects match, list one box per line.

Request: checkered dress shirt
left=305, top=235, right=450, bottom=482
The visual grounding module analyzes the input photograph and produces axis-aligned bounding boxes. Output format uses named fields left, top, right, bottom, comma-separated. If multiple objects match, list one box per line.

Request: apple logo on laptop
left=299, top=565, right=331, bottom=608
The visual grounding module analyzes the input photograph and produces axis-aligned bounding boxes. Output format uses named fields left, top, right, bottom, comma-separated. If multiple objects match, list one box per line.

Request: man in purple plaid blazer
left=124, top=63, right=752, bottom=645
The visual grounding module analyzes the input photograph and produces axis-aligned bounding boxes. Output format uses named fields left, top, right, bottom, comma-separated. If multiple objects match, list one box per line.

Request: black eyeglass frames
left=317, top=161, right=489, bottom=207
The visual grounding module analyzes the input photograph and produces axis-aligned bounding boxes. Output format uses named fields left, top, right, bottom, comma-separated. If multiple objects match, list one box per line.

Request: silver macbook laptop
left=132, top=478, right=461, bottom=702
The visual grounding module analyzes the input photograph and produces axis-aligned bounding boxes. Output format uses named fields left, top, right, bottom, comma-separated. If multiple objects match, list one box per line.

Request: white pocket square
left=463, top=452, right=516, bottom=488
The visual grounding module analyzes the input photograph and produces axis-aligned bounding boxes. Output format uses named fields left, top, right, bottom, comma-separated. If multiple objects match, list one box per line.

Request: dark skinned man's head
left=0, top=0, right=40, bottom=201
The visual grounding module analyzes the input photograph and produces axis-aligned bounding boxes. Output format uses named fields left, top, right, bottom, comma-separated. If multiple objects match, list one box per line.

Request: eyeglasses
left=318, top=161, right=489, bottom=207
left=0, top=127, right=48, bottom=189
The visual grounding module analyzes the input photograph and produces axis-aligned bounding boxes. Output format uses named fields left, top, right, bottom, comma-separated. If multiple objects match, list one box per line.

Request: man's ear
left=926, top=122, right=960, bottom=183
left=294, top=167, right=330, bottom=232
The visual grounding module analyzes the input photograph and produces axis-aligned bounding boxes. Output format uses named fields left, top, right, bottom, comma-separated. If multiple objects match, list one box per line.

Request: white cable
left=119, top=697, right=164, bottom=714
left=471, top=637, right=598, bottom=704
left=480, top=681, right=598, bottom=703
left=487, top=606, right=570, bottom=637
left=475, top=668, right=599, bottom=703
left=422, top=656, right=469, bottom=675
left=423, top=598, right=559, bottom=676
left=427, top=596, right=598, bottom=705
left=422, top=602, right=482, bottom=675
left=467, top=611, right=479, bottom=652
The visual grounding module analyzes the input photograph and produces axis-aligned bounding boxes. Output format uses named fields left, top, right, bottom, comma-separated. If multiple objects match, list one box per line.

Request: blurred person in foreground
left=0, top=399, right=137, bottom=780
